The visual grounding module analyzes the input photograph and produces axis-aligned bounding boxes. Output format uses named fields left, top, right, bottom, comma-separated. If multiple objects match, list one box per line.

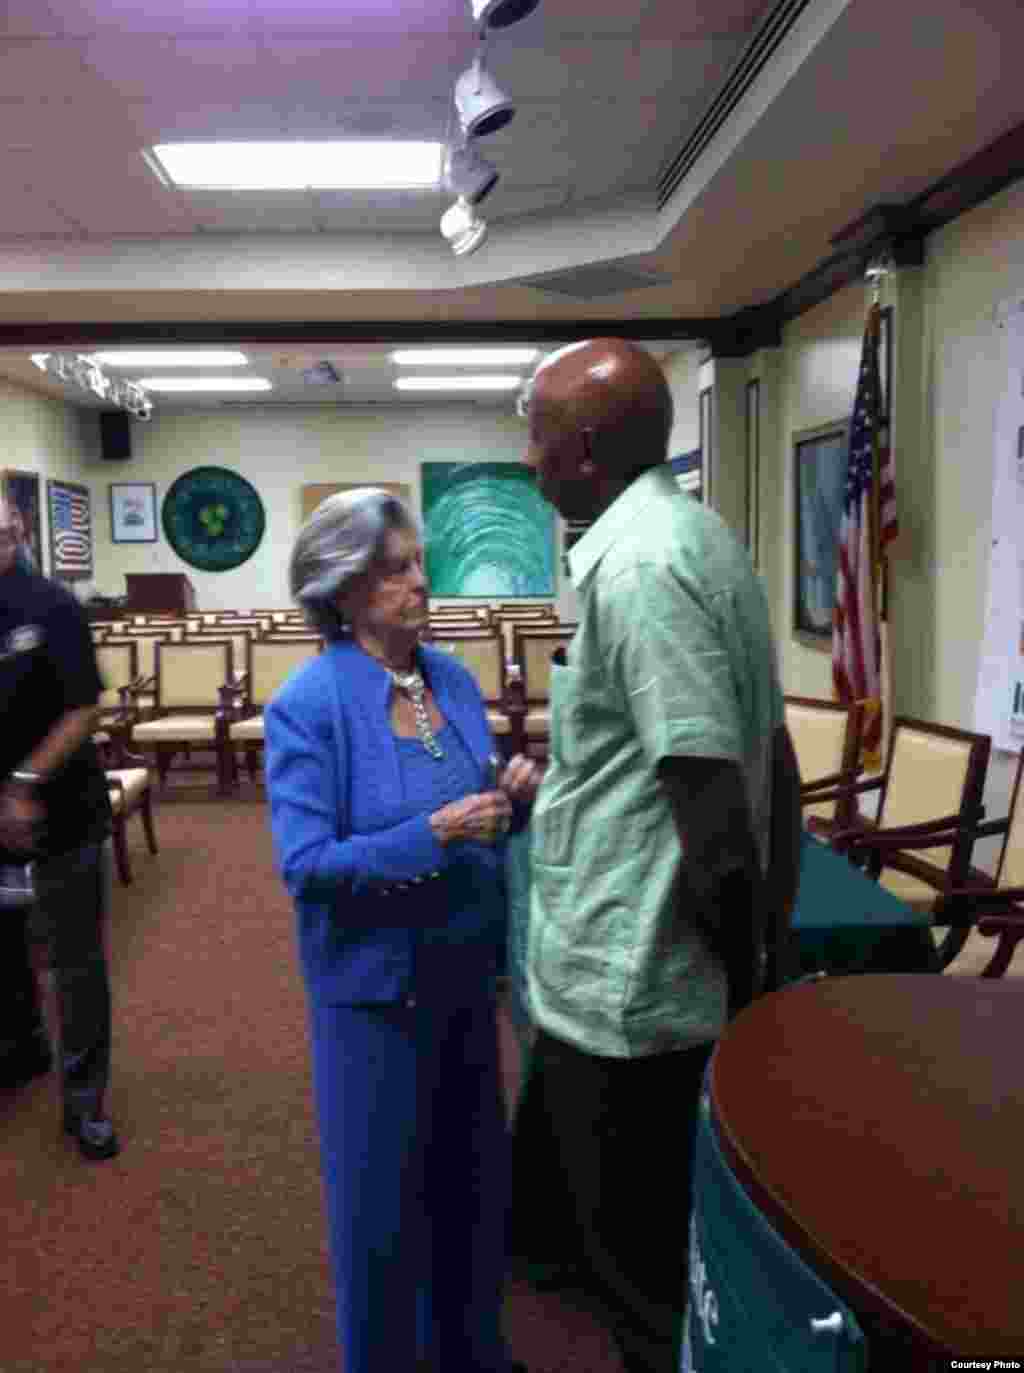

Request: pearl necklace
left=389, top=667, right=444, bottom=759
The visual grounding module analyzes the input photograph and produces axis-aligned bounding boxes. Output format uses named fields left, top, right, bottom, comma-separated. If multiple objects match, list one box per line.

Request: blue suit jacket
left=265, top=639, right=510, bottom=1006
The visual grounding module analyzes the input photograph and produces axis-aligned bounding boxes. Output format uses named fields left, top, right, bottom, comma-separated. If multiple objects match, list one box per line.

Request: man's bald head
left=523, top=338, right=674, bottom=520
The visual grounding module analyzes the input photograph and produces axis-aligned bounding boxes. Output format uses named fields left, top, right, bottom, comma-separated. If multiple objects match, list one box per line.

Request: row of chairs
left=785, top=694, right=1023, bottom=977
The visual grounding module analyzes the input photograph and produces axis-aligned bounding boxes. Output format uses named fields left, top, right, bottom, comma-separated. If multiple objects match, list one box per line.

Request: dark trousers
left=310, top=986, right=513, bottom=1373
left=0, top=842, right=111, bottom=1117
left=511, top=1028, right=713, bottom=1373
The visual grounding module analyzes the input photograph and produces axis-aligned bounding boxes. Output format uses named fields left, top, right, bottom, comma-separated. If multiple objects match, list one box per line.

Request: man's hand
left=0, top=783, right=45, bottom=856
left=498, top=753, right=543, bottom=806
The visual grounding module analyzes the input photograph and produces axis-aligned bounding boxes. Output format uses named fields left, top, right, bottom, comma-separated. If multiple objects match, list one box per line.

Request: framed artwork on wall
left=110, top=481, right=157, bottom=543
left=47, top=479, right=93, bottom=581
left=1, top=468, right=44, bottom=572
left=699, top=386, right=714, bottom=507
left=669, top=450, right=702, bottom=501
left=300, top=481, right=412, bottom=522
left=793, top=419, right=849, bottom=640
left=745, top=379, right=761, bottom=569
left=421, top=462, right=555, bottom=597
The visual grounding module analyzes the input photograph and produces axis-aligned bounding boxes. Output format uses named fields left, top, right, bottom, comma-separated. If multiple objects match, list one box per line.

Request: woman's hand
left=497, top=753, right=543, bottom=807
left=430, top=790, right=514, bottom=846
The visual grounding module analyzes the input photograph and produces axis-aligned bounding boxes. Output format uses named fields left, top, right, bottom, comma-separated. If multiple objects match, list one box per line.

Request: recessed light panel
left=136, top=377, right=272, bottom=393
left=149, top=142, right=443, bottom=190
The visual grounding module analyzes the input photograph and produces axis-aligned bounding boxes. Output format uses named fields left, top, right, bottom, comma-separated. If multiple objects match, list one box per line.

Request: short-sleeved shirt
left=0, top=561, right=111, bottom=857
left=527, top=465, right=784, bottom=1058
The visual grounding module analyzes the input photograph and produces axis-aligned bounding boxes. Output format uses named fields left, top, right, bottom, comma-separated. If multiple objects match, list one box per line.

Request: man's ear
left=579, top=426, right=599, bottom=477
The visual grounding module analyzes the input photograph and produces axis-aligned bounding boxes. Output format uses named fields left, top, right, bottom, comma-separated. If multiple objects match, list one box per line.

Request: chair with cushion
left=429, top=631, right=514, bottom=757
left=92, top=732, right=158, bottom=885
left=509, top=624, right=578, bottom=761
left=814, top=716, right=991, bottom=967
left=784, top=695, right=864, bottom=832
left=222, top=636, right=323, bottom=789
left=103, top=631, right=172, bottom=717
left=131, top=639, right=235, bottom=794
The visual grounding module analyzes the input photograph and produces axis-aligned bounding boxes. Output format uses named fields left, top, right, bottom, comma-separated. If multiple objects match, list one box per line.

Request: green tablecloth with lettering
left=680, top=1079, right=867, bottom=1372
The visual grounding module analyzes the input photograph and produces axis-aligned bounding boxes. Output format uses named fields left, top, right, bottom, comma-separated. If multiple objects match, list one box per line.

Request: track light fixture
left=31, top=353, right=153, bottom=420
left=440, top=196, right=489, bottom=257
left=470, top=0, right=541, bottom=29
left=454, top=53, right=515, bottom=139
left=443, top=140, right=500, bottom=205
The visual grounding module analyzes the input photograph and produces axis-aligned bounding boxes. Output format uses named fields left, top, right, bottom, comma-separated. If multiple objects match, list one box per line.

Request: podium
left=124, top=573, right=196, bottom=615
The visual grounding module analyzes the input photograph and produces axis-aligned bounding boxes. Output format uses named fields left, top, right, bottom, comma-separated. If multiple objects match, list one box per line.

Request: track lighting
left=443, top=141, right=500, bottom=205
left=470, top=0, right=541, bottom=29
left=440, top=197, right=489, bottom=257
left=454, top=54, right=515, bottom=139
left=30, top=353, right=153, bottom=420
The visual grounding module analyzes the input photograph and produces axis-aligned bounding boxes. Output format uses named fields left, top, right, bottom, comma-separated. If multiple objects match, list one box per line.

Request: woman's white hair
left=290, top=487, right=421, bottom=640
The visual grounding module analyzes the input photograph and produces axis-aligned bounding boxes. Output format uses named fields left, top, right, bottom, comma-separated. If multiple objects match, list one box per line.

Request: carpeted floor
left=0, top=781, right=624, bottom=1373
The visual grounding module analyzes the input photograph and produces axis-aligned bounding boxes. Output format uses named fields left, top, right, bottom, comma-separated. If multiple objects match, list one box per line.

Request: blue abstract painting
left=421, top=462, right=555, bottom=598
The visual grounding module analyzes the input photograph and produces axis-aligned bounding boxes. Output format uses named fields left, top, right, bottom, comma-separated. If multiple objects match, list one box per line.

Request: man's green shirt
left=527, top=465, right=784, bottom=1057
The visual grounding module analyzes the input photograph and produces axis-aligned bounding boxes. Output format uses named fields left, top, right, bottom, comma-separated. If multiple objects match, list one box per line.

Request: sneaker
left=64, top=1107, right=120, bottom=1161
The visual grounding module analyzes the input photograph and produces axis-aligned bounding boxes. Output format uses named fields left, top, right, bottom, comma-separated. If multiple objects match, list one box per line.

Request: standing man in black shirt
left=0, top=493, right=119, bottom=1160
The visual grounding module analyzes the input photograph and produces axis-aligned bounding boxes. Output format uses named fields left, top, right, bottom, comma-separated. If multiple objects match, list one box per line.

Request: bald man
left=513, top=340, right=801, bottom=1373
left=0, top=496, right=118, bottom=1160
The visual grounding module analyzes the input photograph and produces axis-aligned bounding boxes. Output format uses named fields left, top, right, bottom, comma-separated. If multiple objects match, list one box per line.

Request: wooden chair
left=784, top=695, right=864, bottom=831
left=222, top=637, right=323, bottom=789
left=815, top=716, right=992, bottom=967
left=93, top=731, right=159, bottom=885
left=130, top=639, right=235, bottom=794
left=103, top=631, right=173, bottom=715
left=507, top=624, right=577, bottom=760
left=429, top=631, right=514, bottom=756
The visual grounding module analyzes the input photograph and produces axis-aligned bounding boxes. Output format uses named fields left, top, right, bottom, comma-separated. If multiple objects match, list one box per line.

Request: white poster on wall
left=975, top=300, right=1024, bottom=750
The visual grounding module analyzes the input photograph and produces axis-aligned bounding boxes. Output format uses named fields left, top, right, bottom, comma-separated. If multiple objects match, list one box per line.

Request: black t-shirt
left=0, top=561, right=111, bottom=858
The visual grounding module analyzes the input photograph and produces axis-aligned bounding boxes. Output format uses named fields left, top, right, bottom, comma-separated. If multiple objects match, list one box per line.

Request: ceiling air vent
left=523, top=264, right=672, bottom=300
left=301, top=360, right=342, bottom=386
left=658, top=0, right=813, bottom=210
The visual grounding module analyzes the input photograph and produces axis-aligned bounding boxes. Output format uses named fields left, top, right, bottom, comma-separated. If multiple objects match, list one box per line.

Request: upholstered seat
left=92, top=738, right=159, bottom=884
left=131, top=639, right=234, bottom=793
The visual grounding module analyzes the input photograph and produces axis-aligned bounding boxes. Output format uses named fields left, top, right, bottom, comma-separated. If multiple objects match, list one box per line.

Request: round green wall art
left=161, top=467, right=266, bottom=572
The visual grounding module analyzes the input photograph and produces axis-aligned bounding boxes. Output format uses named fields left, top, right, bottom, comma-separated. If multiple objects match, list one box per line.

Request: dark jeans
left=0, top=841, right=111, bottom=1118
left=511, top=1028, right=713, bottom=1373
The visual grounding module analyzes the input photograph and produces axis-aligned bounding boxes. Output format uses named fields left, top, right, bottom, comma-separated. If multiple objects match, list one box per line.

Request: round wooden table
left=709, top=975, right=1024, bottom=1363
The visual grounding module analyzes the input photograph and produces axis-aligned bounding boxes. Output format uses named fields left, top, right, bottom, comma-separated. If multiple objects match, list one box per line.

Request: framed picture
left=793, top=419, right=850, bottom=640
left=669, top=450, right=702, bottom=501
left=878, top=304, right=892, bottom=421
left=1, top=468, right=44, bottom=572
left=47, top=479, right=93, bottom=581
left=745, top=379, right=761, bottom=569
left=699, top=386, right=714, bottom=506
left=110, top=481, right=158, bottom=543
left=421, top=462, right=555, bottom=597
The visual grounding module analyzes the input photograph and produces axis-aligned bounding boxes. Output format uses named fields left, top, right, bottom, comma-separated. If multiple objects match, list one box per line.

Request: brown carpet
left=0, top=782, right=624, bottom=1373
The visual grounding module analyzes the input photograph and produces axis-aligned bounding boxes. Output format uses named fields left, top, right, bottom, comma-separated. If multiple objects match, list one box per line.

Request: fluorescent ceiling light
left=394, top=375, right=522, bottom=392
left=90, top=350, right=249, bottom=368
left=391, top=349, right=539, bottom=367
left=150, top=141, right=443, bottom=190
left=136, top=376, right=272, bottom=393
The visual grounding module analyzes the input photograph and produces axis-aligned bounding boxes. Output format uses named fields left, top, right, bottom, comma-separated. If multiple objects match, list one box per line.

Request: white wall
left=664, top=346, right=701, bottom=457
left=74, top=402, right=576, bottom=615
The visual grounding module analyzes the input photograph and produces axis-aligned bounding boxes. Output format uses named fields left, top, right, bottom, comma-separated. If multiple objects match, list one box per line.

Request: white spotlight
left=454, top=56, right=515, bottom=139
left=443, top=141, right=500, bottom=205
left=471, top=0, right=541, bottom=28
left=440, top=197, right=489, bottom=257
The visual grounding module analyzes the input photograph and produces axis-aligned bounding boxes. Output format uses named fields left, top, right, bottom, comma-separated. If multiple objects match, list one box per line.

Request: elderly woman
left=265, top=488, right=538, bottom=1373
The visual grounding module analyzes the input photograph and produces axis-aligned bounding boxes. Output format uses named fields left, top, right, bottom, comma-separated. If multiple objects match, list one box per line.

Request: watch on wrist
left=7, top=770, right=45, bottom=788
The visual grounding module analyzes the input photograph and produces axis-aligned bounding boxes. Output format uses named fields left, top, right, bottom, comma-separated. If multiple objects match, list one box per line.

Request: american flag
left=832, top=303, right=898, bottom=769
left=51, top=482, right=92, bottom=577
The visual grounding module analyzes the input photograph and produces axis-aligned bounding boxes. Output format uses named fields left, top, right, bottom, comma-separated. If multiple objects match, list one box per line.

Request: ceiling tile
left=483, top=184, right=570, bottom=222
left=492, top=35, right=742, bottom=102
left=314, top=189, right=444, bottom=233
left=15, top=150, right=199, bottom=236
left=0, top=181, right=82, bottom=237
left=0, top=38, right=94, bottom=98
left=186, top=190, right=318, bottom=232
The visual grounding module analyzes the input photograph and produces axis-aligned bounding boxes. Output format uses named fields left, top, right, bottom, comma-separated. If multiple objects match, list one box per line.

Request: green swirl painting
left=422, top=462, right=555, bottom=598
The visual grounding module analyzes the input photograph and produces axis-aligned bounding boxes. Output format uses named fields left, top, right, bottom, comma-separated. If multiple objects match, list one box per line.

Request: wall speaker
left=99, top=410, right=133, bottom=462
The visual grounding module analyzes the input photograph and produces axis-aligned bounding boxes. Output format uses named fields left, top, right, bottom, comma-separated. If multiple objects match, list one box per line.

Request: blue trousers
left=310, top=983, right=513, bottom=1373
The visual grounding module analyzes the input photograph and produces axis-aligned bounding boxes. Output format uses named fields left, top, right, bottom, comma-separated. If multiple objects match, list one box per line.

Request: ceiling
left=0, top=339, right=685, bottom=410
left=0, top=0, right=1023, bottom=408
